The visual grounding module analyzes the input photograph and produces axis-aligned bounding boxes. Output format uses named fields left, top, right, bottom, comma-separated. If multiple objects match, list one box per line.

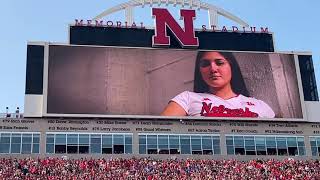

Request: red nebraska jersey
left=171, top=91, right=275, bottom=118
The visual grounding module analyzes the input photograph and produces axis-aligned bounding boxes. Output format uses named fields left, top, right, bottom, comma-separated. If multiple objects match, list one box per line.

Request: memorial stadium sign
left=74, top=18, right=268, bottom=33
left=75, top=8, right=269, bottom=48
left=72, top=0, right=271, bottom=48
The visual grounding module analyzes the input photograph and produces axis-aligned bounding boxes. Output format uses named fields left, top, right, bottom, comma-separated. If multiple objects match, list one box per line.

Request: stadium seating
left=0, top=157, right=319, bottom=179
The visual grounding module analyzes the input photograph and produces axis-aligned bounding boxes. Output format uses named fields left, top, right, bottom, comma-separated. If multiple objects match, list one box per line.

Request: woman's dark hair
left=193, top=51, right=250, bottom=96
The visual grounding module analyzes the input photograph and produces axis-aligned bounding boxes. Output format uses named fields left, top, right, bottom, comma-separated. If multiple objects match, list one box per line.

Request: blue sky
left=0, top=0, right=319, bottom=113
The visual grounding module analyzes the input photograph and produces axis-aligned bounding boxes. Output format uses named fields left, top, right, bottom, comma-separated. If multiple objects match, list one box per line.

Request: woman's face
left=199, top=52, right=232, bottom=89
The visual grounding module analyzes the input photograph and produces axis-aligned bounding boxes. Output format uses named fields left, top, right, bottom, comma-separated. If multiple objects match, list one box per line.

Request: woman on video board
left=161, top=51, right=275, bottom=118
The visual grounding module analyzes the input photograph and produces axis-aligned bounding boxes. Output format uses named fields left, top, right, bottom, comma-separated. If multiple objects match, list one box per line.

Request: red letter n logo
left=152, top=8, right=199, bottom=48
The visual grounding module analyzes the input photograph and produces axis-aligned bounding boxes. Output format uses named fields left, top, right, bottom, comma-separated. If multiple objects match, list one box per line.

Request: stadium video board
left=38, top=44, right=305, bottom=121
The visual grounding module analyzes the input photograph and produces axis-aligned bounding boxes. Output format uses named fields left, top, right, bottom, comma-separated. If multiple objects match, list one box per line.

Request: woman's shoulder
left=238, top=94, right=275, bottom=118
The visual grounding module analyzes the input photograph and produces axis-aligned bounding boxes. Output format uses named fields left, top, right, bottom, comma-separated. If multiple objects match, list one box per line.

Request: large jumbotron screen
left=41, top=44, right=305, bottom=120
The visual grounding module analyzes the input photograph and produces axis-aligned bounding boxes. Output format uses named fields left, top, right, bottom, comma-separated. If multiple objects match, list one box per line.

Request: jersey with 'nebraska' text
left=171, top=91, right=275, bottom=118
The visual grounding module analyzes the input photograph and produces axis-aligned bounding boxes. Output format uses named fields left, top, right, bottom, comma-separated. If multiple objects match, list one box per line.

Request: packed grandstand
left=1, top=157, right=320, bottom=179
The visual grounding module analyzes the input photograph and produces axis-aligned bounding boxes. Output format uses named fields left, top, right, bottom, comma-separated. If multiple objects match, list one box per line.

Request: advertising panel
left=44, top=45, right=304, bottom=120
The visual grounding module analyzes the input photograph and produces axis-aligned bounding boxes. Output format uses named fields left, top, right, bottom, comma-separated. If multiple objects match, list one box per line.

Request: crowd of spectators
left=0, top=157, right=320, bottom=179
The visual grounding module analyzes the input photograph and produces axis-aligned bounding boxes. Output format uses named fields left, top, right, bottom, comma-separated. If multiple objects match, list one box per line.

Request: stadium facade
left=1, top=0, right=320, bottom=159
